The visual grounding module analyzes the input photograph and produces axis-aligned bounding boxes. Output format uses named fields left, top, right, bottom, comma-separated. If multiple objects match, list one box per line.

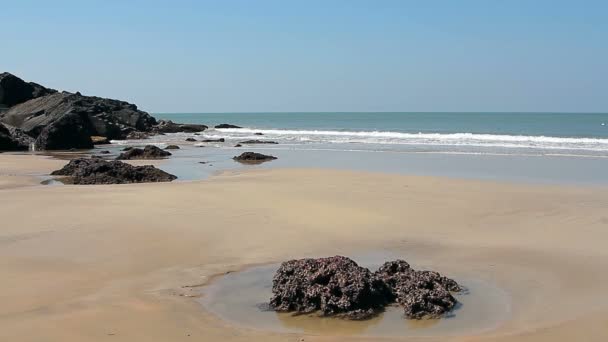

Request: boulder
left=215, top=124, right=241, bottom=129
left=99, top=150, right=111, bottom=154
left=185, top=138, right=197, bottom=142
left=269, top=256, right=389, bottom=319
left=116, top=145, right=172, bottom=160
left=50, top=157, right=177, bottom=184
left=153, top=120, right=207, bottom=133
left=254, top=132, right=264, bottom=135
left=234, top=143, right=242, bottom=147
left=233, top=152, right=277, bottom=163
left=200, top=138, right=225, bottom=142
left=0, top=122, right=31, bottom=151
left=165, top=145, right=180, bottom=150
left=239, top=139, right=278, bottom=144
left=0, top=72, right=56, bottom=108
left=373, top=260, right=461, bottom=319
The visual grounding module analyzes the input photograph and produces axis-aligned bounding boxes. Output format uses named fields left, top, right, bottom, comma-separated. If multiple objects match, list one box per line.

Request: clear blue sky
left=2, top=0, right=607, bottom=113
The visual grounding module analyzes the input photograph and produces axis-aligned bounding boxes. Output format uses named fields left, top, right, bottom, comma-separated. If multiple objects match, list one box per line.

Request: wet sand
left=1, top=154, right=608, bottom=341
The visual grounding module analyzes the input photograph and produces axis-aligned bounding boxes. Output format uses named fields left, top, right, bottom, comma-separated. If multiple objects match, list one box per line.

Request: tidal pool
left=199, top=256, right=511, bottom=337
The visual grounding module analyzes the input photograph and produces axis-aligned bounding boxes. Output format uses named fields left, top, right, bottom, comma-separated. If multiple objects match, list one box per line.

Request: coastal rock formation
left=153, top=120, right=207, bottom=133
left=215, top=124, right=241, bottom=129
left=165, top=145, right=180, bottom=150
left=200, top=138, right=225, bottom=142
left=269, top=257, right=461, bottom=320
left=1, top=90, right=157, bottom=147
left=269, top=256, right=389, bottom=319
left=239, top=139, right=278, bottom=144
left=51, top=157, right=177, bottom=184
left=116, top=145, right=171, bottom=160
left=0, top=122, right=31, bottom=150
left=33, top=111, right=94, bottom=150
left=0, top=72, right=57, bottom=108
left=233, top=152, right=277, bottom=163
left=373, top=260, right=460, bottom=319
left=185, top=138, right=197, bottom=142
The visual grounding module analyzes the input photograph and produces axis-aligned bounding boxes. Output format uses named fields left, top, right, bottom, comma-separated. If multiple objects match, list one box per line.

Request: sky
left=1, top=0, right=607, bottom=113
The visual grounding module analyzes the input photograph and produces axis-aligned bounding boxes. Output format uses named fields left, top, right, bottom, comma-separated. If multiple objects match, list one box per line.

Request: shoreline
left=1, top=154, right=608, bottom=341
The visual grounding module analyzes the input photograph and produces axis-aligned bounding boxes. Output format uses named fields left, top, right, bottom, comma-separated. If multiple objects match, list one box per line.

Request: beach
left=1, top=154, right=608, bottom=341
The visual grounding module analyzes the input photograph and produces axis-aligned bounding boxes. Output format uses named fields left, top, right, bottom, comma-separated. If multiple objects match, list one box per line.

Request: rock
left=34, top=112, right=94, bottom=150
left=269, top=256, right=389, bottom=319
left=233, top=152, right=277, bottom=163
left=0, top=72, right=56, bottom=108
left=0, top=122, right=31, bottom=150
left=239, top=140, right=278, bottom=144
left=50, top=158, right=177, bottom=184
left=116, top=145, right=172, bottom=160
left=215, top=124, right=241, bottom=129
left=234, top=144, right=242, bottom=147
left=153, top=120, right=207, bottom=133
left=165, top=145, right=180, bottom=150
left=91, top=136, right=110, bottom=145
left=185, top=138, right=197, bottom=142
left=254, top=132, right=264, bottom=135
left=2, top=91, right=157, bottom=141
left=125, top=131, right=149, bottom=140
left=373, top=260, right=461, bottom=319
left=121, top=146, right=134, bottom=151
left=99, top=150, right=111, bottom=154
left=200, top=138, right=225, bottom=142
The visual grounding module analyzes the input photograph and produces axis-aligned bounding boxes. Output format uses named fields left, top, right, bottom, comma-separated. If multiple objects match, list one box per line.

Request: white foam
left=215, top=128, right=608, bottom=152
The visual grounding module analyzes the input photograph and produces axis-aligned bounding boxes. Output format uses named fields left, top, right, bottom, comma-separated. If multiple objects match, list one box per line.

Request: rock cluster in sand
left=270, top=256, right=461, bottom=320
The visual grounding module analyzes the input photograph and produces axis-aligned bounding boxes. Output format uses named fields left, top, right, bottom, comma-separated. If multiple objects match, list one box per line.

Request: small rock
left=239, top=140, right=278, bottom=144
left=165, top=145, right=180, bottom=150
left=185, top=138, right=197, bottom=142
left=91, top=136, right=110, bottom=145
left=116, top=145, right=171, bottom=160
left=200, top=138, right=225, bottom=142
left=215, top=124, right=242, bottom=129
left=233, top=152, right=277, bottom=163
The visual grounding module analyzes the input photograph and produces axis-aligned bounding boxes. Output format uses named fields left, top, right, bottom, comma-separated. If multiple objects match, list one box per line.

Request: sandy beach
left=1, top=154, right=608, bottom=341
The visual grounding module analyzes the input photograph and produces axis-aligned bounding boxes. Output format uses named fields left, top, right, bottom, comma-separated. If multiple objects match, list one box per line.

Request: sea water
left=103, top=112, right=608, bottom=184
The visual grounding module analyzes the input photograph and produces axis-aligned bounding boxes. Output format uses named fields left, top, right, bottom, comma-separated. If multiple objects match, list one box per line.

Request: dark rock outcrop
left=233, top=152, right=277, bottom=163
left=116, top=145, right=171, bottom=160
left=254, top=132, right=264, bottom=135
left=165, top=145, right=180, bottom=150
left=200, top=138, right=225, bottom=142
left=234, top=143, right=242, bottom=147
left=374, top=260, right=460, bottom=319
left=239, top=140, right=278, bottom=144
left=215, top=124, right=241, bottom=129
left=185, top=138, right=197, bottom=142
left=50, top=157, right=176, bottom=184
left=34, top=111, right=94, bottom=150
left=0, top=122, right=31, bottom=150
left=0, top=72, right=57, bottom=108
left=269, top=256, right=389, bottom=320
left=1, top=90, right=157, bottom=149
left=153, top=120, right=207, bottom=133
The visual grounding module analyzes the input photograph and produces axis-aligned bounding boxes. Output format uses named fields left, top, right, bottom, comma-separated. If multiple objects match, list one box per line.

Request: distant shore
left=1, top=153, right=608, bottom=341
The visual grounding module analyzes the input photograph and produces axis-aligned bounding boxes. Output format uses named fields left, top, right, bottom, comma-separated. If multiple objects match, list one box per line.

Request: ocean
left=155, top=112, right=608, bottom=157
left=109, top=112, right=608, bottom=184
